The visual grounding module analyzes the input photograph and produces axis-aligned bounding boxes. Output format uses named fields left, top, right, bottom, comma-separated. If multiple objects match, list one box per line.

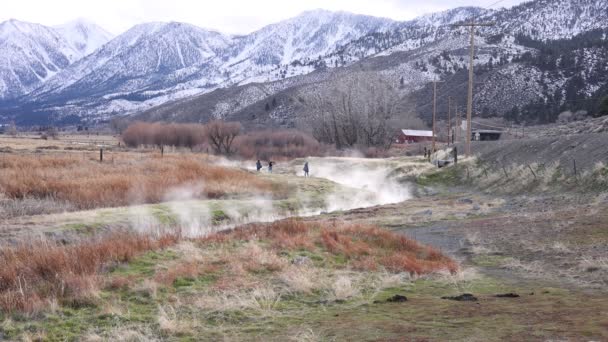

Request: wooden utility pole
left=447, top=97, right=452, bottom=146
left=455, top=105, right=461, bottom=143
left=432, top=80, right=444, bottom=153
left=452, top=20, right=494, bottom=157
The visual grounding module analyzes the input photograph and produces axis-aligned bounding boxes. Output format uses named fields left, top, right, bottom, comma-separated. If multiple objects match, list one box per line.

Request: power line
left=453, top=20, right=496, bottom=157
left=431, top=0, right=509, bottom=92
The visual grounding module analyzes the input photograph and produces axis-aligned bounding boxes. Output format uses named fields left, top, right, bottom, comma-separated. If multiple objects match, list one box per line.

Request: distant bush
left=121, top=122, right=397, bottom=160
left=121, top=121, right=243, bottom=155
left=234, top=129, right=322, bottom=160
left=121, top=122, right=206, bottom=149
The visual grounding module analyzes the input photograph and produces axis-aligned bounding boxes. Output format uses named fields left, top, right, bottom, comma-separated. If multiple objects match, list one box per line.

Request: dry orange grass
left=0, top=153, right=282, bottom=210
left=0, top=231, right=179, bottom=314
left=202, top=219, right=458, bottom=276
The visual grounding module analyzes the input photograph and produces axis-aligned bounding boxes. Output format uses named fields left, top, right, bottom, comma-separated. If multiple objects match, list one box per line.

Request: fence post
left=573, top=159, right=577, bottom=178
left=100, top=148, right=103, bottom=163
left=527, top=164, right=537, bottom=179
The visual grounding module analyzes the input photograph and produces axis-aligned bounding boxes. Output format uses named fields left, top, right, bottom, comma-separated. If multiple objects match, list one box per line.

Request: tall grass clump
left=203, top=219, right=458, bottom=276
left=0, top=231, right=179, bottom=314
left=0, top=154, right=282, bottom=211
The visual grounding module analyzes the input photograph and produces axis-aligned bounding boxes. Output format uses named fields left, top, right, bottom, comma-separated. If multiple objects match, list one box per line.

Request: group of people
left=256, top=160, right=272, bottom=172
left=256, top=160, right=309, bottom=177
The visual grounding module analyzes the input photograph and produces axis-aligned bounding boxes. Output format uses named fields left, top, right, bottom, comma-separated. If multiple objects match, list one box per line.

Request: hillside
left=133, top=0, right=608, bottom=128
left=0, top=0, right=607, bottom=126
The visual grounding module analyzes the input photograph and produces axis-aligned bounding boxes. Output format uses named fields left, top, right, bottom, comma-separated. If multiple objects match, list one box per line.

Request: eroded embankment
left=461, top=133, right=608, bottom=176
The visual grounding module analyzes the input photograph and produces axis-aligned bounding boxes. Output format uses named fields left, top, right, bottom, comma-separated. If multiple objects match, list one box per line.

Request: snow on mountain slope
left=224, top=10, right=395, bottom=68
left=2, top=0, right=608, bottom=125
left=486, top=0, right=608, bottom=41
left=54, top=19, right=114, bottom=56
left=0, top=19, right=83, bottom=99
left=320, top=0, right=607, bottom=63
left=31, top=22, right=230, bottom=101
left=22, top=10, right=396, bottom=120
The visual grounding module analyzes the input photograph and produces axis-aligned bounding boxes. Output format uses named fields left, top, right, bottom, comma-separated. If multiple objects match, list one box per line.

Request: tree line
left=121, top=121, right=241, bottom=155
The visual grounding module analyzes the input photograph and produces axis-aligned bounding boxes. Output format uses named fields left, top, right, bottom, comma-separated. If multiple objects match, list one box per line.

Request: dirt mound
left=464, top=133, right=608, bottom=174
left=527, top=116, right=608, bottom=138
left=441, top=293, right=478, bottom=301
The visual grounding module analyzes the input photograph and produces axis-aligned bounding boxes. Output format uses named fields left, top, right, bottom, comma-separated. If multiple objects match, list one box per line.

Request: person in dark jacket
left=303, top=162, right=309, bottom=177
left=256, top=160, right=262, bottom=172
left=268, top=161, right=274, bottom=173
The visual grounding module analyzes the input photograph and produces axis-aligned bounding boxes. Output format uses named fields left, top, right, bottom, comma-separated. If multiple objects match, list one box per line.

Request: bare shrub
left=234, top=129, right=322, bottom=160
left=279, top=266, right=319, bottom=294
left=205, top=120, right=242, bottom=156
left=6, top=122, right=17, bottom=137
left=122, top=122, right=206, bottom=149
left=0, top=196, right=75, bottom=219
left=47, top=126, right=59, bottom=140
left=331, top=274, right=359, bottom=300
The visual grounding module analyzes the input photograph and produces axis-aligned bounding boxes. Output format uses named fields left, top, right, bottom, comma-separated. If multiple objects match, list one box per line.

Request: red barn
left=396, top=129, right=433, bottom=144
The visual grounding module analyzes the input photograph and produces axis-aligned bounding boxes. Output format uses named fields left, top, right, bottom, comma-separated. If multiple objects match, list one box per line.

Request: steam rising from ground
left=303, top=157, right=411, bottom=210
left=130, top=157, right=411, bottom=238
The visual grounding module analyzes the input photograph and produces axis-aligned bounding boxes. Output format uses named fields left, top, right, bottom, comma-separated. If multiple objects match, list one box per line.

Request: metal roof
left=401, top=129, right=433, bottom=137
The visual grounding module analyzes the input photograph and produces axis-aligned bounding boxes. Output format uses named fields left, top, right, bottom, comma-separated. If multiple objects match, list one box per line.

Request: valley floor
left=1, top=153, right=607, bottom=341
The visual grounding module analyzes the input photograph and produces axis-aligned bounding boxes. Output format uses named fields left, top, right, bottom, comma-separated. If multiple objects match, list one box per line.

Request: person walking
left=256, top=160, right=262, bottom=172
left=268, top=161, right=274, bottom=173
left=303, top=161, right=309, bottom=177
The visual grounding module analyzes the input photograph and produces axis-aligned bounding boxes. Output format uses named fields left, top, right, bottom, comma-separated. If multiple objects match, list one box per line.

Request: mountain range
left=1, top=0, right=607, bottom=127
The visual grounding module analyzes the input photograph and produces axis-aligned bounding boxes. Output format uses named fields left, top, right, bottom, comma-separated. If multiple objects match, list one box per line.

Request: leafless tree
left=205, top=120, right=242, bottom=155
left=47, top=126, right=59, bottom=140
left=6, top=122, right=17, bottom=137
left=110, top=117, right=130, bottom=134
left=299, top=72, right=424, bottom=149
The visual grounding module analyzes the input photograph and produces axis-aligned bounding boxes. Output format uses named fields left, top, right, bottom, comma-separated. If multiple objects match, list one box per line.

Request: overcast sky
left=1, top=0, right=527, bottom=35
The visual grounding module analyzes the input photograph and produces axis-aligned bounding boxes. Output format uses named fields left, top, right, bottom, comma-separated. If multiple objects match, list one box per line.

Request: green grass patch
left=471, top=254, right=514, bottom=267
left=416, top=165, right=464, bottom=187
left=111, top=249, right=178, bottom=278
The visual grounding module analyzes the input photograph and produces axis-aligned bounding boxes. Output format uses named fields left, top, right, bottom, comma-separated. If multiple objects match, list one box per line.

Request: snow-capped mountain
left=486, top=0, right=608, bottom=41
left=0, top=19, right=79, bottom=100
left=135, top=0, right=608, bottom=127
left=31, top=22, right=230, bottom=102
left=17, top=10, right=397, bottom=120
left=0, top=19, right=113, bottom=100
left=221, top=10, right=395, bottom=78
left=1, top=0, right=607, bottom=126
left=54, top=19, right=114, bottom=56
